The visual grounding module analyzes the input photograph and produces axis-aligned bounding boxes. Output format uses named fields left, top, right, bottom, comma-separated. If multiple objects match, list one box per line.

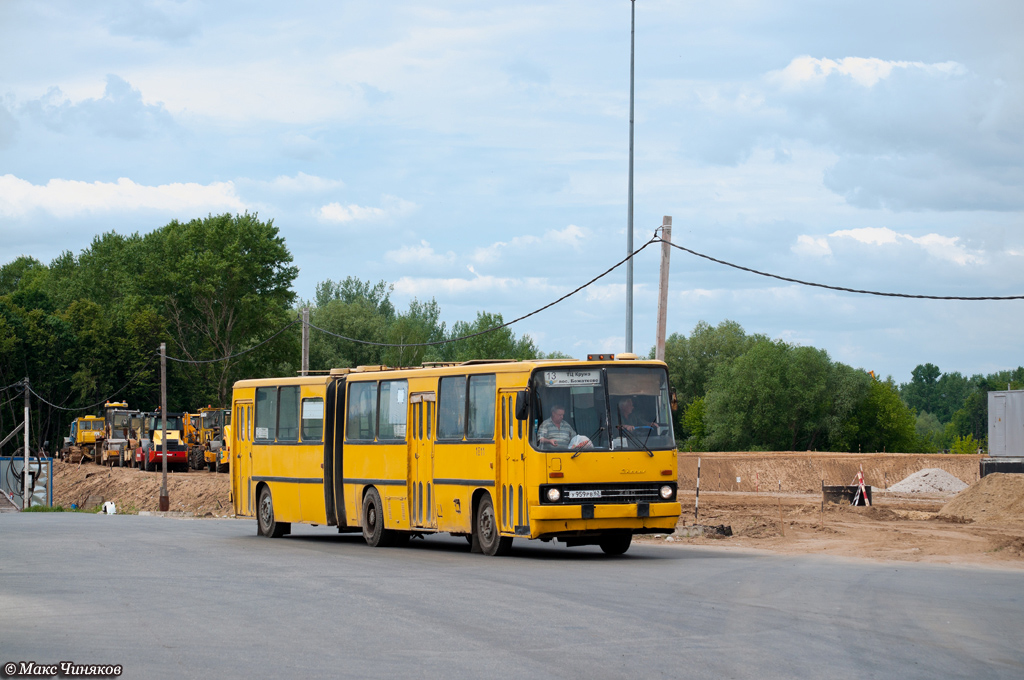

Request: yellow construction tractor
left=198, top=407, right=231, bottom=473
left=185, top=412, right=205, bottom=471
left=99, top=402, right=143, bottom=467
left=61, top=415, right=104, bottom=463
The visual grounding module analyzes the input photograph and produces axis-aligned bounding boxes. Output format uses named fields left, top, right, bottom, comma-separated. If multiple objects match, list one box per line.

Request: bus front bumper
left=528, top=502, right=681, bottom=537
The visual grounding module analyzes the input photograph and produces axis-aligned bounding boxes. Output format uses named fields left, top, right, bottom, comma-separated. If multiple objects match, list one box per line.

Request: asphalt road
left=1, top=514, right=1022, bottom=680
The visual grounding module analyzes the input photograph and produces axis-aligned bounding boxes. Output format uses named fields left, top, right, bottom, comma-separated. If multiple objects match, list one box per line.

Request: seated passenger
left=537, top=406, right=577, bottom=448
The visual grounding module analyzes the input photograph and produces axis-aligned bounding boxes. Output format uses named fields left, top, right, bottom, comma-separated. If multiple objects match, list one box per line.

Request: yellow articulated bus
left=231, top=355, right=682, bottom=556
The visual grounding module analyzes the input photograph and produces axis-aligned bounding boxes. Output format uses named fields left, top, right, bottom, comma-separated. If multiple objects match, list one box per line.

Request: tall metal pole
left=655, top=216, right=672, bottom=362
left=301, top=307, right=310, bottom=376
left=23, top=378, right=30, bottom=510
left=625, top=0, right=636, bottom=353
left=159, top=342, right=169, bottom=512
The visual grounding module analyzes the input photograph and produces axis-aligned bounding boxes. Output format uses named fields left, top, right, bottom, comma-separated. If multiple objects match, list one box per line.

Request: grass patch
left=22, top=504, right=102, bottom=513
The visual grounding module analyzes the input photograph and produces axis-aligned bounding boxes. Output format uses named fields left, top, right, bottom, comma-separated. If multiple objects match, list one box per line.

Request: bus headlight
left=659, top=485, right=674, bottom=500
left=546, top=487, right=561, bottom=502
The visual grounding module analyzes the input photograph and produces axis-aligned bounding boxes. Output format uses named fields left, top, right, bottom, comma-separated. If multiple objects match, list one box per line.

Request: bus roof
left=232, top=358, right=668, bottom=389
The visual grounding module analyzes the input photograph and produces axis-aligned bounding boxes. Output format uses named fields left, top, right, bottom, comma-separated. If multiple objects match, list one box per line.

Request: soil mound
left=51, top=460, right=231, bottom=516
left=888, top=468, right=968, bottom=495
left=938, top=473, right=1024, bottom=524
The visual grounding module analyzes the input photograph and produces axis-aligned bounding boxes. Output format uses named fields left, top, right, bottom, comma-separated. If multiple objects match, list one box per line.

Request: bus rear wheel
left=599, top=531, right=632, bottom=556
left=476, top=494, right=512, bottom=557
left=257, top=486, right=289, bottom=538
left=361, top=488, right=395, bottom=547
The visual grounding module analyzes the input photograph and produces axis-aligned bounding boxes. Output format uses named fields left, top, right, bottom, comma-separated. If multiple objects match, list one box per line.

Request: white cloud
left=392, top=273, right=553, bottom=298
left=769, top=56, right=966, bottom=90
left=792, top=234, right=832, bottom=257
left=471, top=224, right=586, bottom=264
left=828, top=227, right=984, bottom=265
left=385, top=239, right=456, bottom=266
left=0, top=174, right=245, bottom=218
left=317, top=195, right=416, bottom=223
left=261, top=172, right=345, bottom=193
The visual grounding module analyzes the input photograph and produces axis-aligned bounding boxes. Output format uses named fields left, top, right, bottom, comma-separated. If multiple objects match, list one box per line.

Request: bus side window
left=278, top=386, right=300, bottom=441
left=378, top=380, right=408, bottom=441
left=426, top=401, right=432, bottom=440
left=347, top=382, right=378, bottom=441
left=438, top=377, right=466, bottom=440
left=255, top=387, right=277, bottom=441
left=301, top=398, right=324, bottom=442
left=467, top=374, right=496, bottom=441
left=500, top=396, right=506, bottom=440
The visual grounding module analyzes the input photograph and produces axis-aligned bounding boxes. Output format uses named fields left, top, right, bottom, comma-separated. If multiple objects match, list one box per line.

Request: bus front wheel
left=362, top=488, right=395, bottom=547
left=257, top=487, right=289, bottom=538
left=599, top=531, right=632, bottom=556
left=476, top=494, right=512, bottom=557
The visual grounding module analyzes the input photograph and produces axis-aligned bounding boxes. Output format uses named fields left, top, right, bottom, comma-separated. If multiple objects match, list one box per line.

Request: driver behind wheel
left=615, top=397, right=657, bottom=432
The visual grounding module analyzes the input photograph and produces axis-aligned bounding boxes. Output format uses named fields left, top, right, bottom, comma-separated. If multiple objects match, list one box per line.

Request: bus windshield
left=530, top=365, right=674, bottom=452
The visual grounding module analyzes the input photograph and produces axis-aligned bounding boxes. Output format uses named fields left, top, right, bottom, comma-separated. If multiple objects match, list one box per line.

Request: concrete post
left=655, top=216, right=672, bottom=362
left=301, top=307, right=310, bottom=376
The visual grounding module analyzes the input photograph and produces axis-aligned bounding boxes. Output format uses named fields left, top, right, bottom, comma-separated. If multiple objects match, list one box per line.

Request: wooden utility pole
left=159, top=342, right=169, bottom=512
left=23, top=378, right=29, bottom=510
left=301, top=307, right=310, bottom=376
left=655, top=216, right=672, bottom=362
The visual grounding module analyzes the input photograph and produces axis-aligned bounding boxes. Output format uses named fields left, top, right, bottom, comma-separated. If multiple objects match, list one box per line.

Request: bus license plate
left=567, top=490, right=602, bottom=499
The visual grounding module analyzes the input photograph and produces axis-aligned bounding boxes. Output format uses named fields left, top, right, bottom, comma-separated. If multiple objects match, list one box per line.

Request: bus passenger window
left=301, top=398, right=324, bottom=441
left=467, top=374, right=496, bottom=440
left=417, top=403, right=423, bottom=440
left=378, top=380, right=408, bottom=441
left=255, top=387, right=277, bottom=441
left=500, top=397, right=506, bottom=440
left=346, top=382, right=377, bottom=441
left=426, top=401, right=433, bottom=440
left=278, top=386, right=300, bottom=441
left=438, top=377, right=466, bottom=440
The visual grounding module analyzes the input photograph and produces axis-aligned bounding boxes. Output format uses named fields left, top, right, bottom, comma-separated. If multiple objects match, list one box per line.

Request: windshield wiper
left=572, top=423, right=604, bottom=459
left=615, top=425, right=654, bottom=457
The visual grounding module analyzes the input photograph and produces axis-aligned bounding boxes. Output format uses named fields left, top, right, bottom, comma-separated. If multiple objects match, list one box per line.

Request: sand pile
left=938, top=473, right=1024, bottom=524
left=887, top=468, right=968, bottom=494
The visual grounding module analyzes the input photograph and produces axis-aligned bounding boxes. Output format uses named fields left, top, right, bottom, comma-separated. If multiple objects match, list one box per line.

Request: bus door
left=234, top=400, right=253, bottom=516
left=409, top=392, right=437, bottom=529
left=498, top=389, right=528, bottom=535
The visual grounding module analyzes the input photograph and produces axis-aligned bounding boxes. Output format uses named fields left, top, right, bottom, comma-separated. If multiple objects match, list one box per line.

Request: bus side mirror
left=670, top=388, right=678, bottom=412
left=514, top=390, right=530, bottom=421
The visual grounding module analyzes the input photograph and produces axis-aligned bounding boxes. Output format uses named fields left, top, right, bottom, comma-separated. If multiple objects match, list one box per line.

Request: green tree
left=846, top=377, right=919, bottom=452
left=680, top=396, right=706, bottom=450
left=441, top=311, right=539, bottom=362
left=143, top=213, right=298, bottom=405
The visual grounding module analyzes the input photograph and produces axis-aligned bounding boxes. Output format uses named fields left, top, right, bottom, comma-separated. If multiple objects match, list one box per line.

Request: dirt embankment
left=656, top=488, right=1024, bottom=567
left=938, top=473, right=1024, bottom=525
left=51, top=460, right=231, bottom=516
left=677, top=452, right=982, bottom=493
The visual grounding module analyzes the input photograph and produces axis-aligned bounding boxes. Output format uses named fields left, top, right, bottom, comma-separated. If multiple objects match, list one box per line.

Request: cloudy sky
left=1, top=1, right=1022, bottom=381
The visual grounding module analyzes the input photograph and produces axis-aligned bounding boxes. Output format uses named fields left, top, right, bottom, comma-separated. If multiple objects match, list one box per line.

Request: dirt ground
left=52, top=459, right=231, bottom=517
left=48, top=454, right=1024, bottom=568
left=636, top=489, right=1024, bottom=569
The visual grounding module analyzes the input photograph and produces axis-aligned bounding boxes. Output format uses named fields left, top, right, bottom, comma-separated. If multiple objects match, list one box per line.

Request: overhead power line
left=308, top=235, right=663, bottom=348
left=663, top=240, right=1024, bottom=301
left=164, top=320, right=301, bottom=364
left=26, top=353, right=157, bottom=412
